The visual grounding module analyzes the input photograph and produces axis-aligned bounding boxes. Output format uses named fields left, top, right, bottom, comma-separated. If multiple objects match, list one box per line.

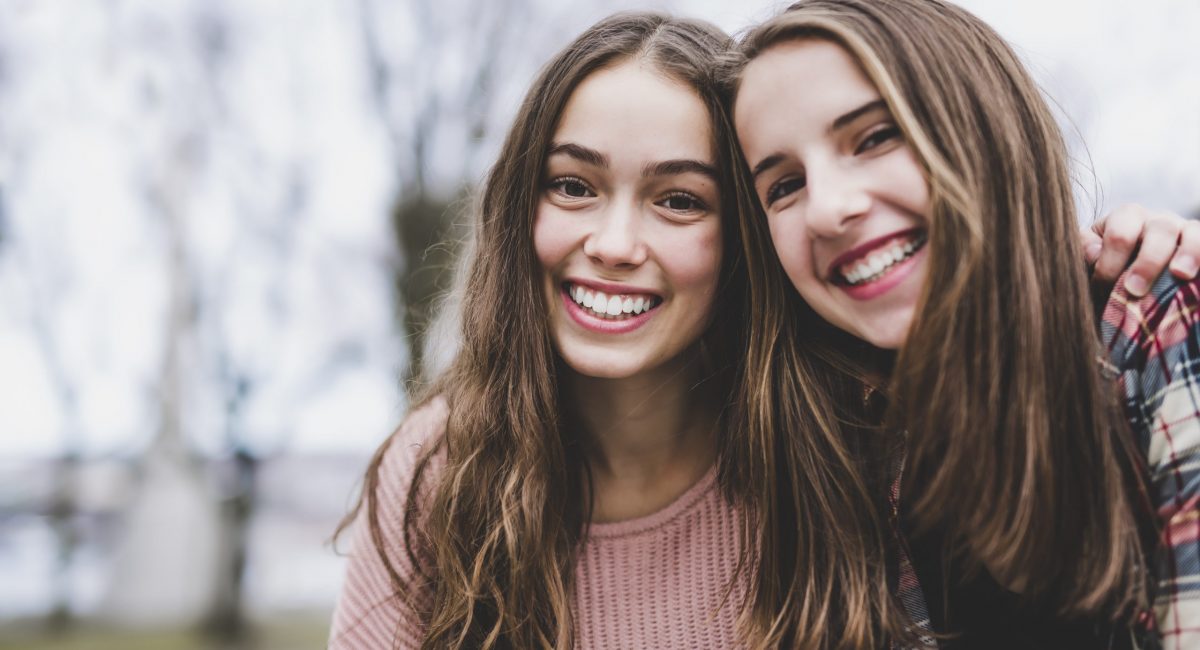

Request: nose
left=804, top=160, right=871, bottom=239
left=582, top=198, right=647, bottom=268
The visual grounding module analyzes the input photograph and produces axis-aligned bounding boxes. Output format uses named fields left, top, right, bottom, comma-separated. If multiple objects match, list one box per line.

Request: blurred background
left=0, top=0, right=1196, bottom=648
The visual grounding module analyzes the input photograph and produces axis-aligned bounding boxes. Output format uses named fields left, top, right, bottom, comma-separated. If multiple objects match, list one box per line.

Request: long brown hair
left=339, top=12, right=748, bottom=649
left=724, top=0, right=1152, bottom=646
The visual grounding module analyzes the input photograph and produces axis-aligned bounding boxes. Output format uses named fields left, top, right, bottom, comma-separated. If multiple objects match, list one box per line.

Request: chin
left=558, top=352, right=644, bottom=380
left=864, top=328, right=911, bottom=351
left=867, top=334, right=906, bottom=351
left=853, top=315, right=914, bottom=351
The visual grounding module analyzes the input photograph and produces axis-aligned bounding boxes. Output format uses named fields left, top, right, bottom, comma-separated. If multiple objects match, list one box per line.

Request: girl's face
left=534, top=61, right=723, bottom=380
left=734, top=39, right=930, bottom=350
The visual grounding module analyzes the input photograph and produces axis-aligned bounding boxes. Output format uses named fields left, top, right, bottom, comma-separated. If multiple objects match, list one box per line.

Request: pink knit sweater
left=329, top=399, right=748, bottom=649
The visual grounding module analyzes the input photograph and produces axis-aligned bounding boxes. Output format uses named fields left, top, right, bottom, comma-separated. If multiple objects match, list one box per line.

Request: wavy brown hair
left=338, top=12, right=749, bottom=649
left=723, top=0, right=1153, bottom=646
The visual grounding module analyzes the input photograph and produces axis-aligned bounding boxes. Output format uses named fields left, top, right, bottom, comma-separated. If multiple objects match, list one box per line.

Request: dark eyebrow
left=831, top=99, right=887, bottom=132
left=750, top=154, right=785, bottom=182
left=750, top=100, right=889, bottom=182
left=547, top=142, right=608, bottom=168
left=643, top=159, right=719, bottom=182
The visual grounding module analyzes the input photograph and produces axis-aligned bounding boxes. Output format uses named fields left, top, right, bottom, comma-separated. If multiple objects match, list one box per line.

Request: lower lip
left=561, top=288, right=658, bottom=334
left=837, top=245, right=927, bottom=301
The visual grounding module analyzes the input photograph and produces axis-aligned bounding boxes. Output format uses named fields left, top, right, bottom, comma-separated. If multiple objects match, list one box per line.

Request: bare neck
left=567, top=356, right=720, bottom=523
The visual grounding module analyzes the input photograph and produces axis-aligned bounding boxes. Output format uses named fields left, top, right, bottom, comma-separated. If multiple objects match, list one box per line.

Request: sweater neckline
left=585, top=464, right=719, bottom=540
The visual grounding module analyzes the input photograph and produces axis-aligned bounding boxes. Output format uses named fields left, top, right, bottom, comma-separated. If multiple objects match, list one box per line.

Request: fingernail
left=1125, top=273, right=1149, bottom=297
left=1084, top=242, right=1102, bottom=262
left=1173, top=255, right=1199, bottom=278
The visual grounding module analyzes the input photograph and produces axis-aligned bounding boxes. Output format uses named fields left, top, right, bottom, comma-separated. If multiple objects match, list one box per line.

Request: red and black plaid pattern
left=1101, top=271, right=1200, bottom=649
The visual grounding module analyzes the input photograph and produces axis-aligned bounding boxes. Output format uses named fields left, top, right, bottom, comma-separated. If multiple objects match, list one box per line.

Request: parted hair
left=722, top=0, right=1153, bottom=647
left=338, top=12, right=750, bottom=649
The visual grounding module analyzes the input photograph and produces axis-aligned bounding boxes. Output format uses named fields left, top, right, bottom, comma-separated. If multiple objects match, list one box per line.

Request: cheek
left=532, top=209, right=573, bottom=271
left=888, top=148, right=932, bottom=214
left=767, top=216, right=816, bottom=288
left=664, top=224, right=723, bottom=293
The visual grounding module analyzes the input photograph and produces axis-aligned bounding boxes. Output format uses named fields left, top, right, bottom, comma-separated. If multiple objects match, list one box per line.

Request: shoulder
left=365, top=395, right=450, bottom=544
left=378, top=396, right=450, bottom=490
left=1099, top=270, right=1200, bottom=384
left=329, top=396, right=449, bottom=649
left=1099, top=271, right=1200, bottom=450
left=1100, top=276, right=1200, bottom=646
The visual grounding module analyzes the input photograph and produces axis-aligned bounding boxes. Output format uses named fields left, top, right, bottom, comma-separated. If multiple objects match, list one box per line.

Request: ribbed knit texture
left=329, top=399, right=748, bottom=649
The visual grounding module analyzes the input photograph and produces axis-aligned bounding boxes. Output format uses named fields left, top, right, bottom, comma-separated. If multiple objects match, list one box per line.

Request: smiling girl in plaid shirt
left=725, top=0, right=1200, bottom=647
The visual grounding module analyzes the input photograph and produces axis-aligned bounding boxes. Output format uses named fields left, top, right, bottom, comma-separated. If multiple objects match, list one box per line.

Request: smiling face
left=734, top=39, right=930, bottom=351
left=534, top=60, right=723, bottom=380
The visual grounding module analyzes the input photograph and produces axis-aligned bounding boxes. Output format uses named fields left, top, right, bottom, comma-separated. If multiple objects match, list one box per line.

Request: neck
left=566, top=352, right=720, bottom=522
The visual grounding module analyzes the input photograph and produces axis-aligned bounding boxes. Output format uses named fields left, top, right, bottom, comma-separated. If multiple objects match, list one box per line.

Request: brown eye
left=657, top=192, right=707, bottom=214
left=547, top=177, right=595, bottom=198
left=765, top=176, right=806, bottom=207
left=855, top=125, right=901, bottom=155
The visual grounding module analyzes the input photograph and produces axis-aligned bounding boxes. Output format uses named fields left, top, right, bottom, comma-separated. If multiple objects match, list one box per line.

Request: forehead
left=734, top=39, right=880, bottom=144
left=553, top=61, right=714, bottom=162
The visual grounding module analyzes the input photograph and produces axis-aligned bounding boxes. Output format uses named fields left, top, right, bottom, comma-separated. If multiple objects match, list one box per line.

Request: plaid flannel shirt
left=890, top=271, right=1200, bottom=649
left=1101, top=271, right=1200, bottom=649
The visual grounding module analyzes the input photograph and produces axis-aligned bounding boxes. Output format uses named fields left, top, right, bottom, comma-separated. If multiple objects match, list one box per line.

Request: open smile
left=823, top=228, right=928, bottom=302
left=559, top=281, right=663, bottom=334
left=563, top=281, right=662, bottom=319
left=828, top=228, right=927, bottom=287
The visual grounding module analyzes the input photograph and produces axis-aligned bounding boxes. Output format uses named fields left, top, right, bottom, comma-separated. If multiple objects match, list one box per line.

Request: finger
left=1092, top=205, right=1150, bottom=284
left=1170, top=219, right=1200, bottom=280
left=1123, top=215, right=1180, bottom=297
left=1080, top=225, right=1103, bottom=264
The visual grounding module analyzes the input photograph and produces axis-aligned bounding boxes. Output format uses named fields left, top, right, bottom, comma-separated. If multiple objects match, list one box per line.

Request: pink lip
left=560, top=286, right=658, bottom=334
left=825, top=227, right=926, bottom=279
left=837, top=244, right=927, bottom=301
left=565, top=277, right=660, bottom=297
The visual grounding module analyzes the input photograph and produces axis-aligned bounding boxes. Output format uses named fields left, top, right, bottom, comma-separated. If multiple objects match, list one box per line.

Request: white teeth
left=591, top=295, right=607, bottom=316
left=566, top=283, right=658, bottom=319
left=839, top=234, right=927, bottom=286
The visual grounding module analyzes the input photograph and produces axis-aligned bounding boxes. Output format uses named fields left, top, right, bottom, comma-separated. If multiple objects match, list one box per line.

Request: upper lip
left=564, top=277, right=661, bottom=297
left=825, top=227, right=925, bottom=279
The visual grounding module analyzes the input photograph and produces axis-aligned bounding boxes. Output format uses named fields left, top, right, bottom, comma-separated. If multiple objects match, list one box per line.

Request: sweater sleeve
left=329, top=398, right=449, bottom=650
left=1101, top=272, right=1200, bottom=650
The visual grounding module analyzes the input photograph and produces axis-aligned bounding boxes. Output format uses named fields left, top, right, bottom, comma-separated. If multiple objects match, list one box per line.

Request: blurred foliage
left=393, top=195, right=467, bottom=386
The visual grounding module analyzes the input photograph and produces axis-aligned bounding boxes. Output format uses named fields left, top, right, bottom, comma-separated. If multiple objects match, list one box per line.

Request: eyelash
left=765, top=176, right=806, bottom=208
left=855, top=124, right=901, bottom=155
left=546, top=176, right=594, bottom=198
left=658, top=191, right=707, bottom=213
